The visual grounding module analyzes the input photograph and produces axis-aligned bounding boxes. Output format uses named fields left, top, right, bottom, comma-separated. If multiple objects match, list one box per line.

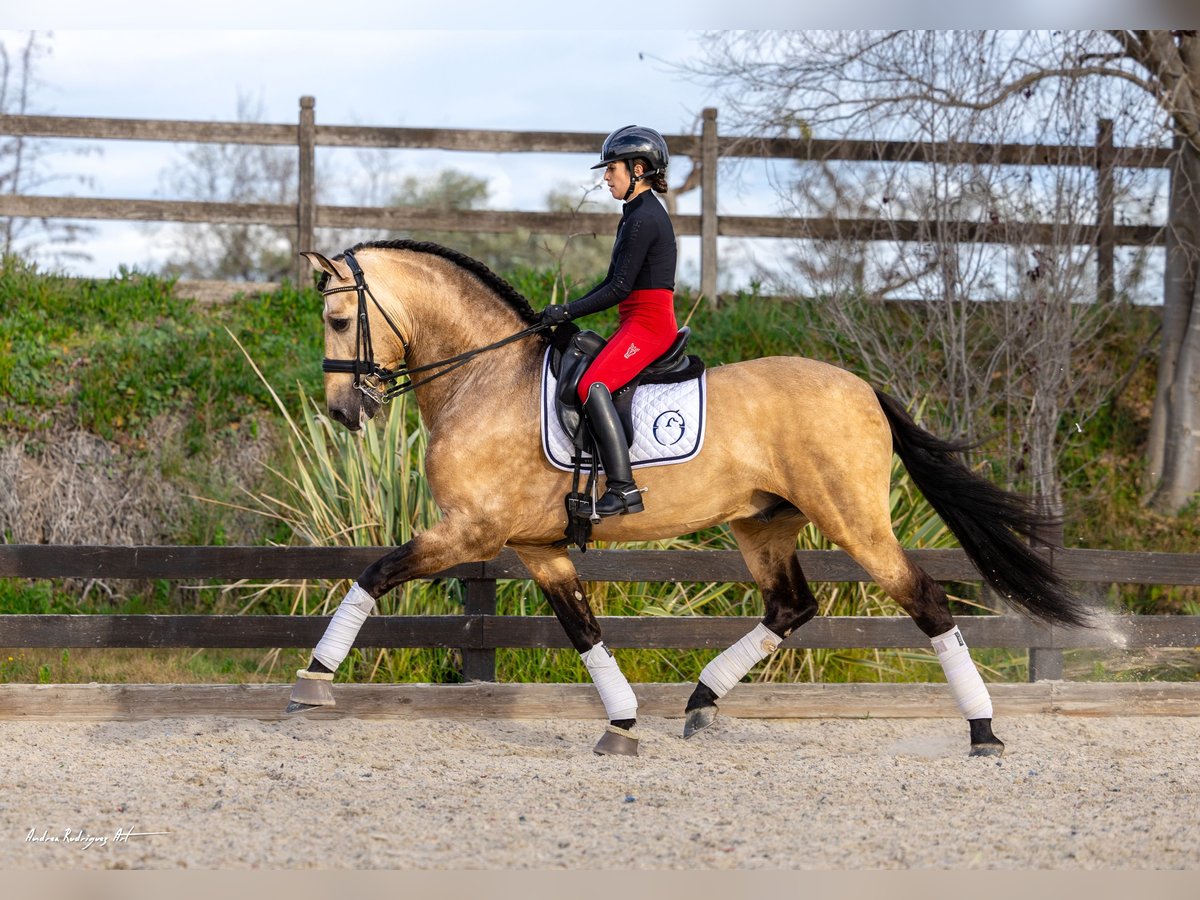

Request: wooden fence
left=2, top=545, right=1198, bottom=685
left=0, top=99, right=1170, bottom=299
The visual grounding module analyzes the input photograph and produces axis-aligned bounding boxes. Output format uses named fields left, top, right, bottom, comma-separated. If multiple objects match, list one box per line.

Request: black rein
left=320, top=249, right=548, bottom=404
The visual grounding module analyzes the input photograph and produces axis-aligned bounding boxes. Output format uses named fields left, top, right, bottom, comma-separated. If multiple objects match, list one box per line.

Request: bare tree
left=1142, top=31, right=1200, bottom=511
left=156, top=93, right=299, bottom=282
left=685, top=30, right=1186, bottom=518
left=331, top=148, right=615, bottom=283
left=159, top=122, right=614, bottom=287
left=1, top=30, right=95, bottom=266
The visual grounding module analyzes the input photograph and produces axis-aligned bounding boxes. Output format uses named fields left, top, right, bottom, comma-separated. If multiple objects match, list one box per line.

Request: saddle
left=549, top=324, right=703, bottom=451
left=546, top=324, right=705, bottom=552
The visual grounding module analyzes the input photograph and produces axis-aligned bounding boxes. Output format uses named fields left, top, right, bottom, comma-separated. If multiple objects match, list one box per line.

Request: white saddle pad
left=540, top=348, right=706, bottom=473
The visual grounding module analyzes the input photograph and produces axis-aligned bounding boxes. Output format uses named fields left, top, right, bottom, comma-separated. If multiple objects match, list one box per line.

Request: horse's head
left=302, top=249, right=409, bottom=431
left=304, top=240, right=546, bottom=432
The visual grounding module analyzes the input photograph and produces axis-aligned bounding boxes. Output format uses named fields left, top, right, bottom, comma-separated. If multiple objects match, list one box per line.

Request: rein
left=321, top=248, right=548, bottom=405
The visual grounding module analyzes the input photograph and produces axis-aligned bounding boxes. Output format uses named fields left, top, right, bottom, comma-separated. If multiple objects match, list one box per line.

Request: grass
left=0, top=647, right=294, bottom=684
left=1064, top=648, right=1200, bottom=682
left=0, top=255, right=324, bottom=451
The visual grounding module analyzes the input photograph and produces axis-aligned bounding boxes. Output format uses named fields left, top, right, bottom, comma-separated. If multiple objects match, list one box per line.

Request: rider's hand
left=539, top=305, right=571, bottom=326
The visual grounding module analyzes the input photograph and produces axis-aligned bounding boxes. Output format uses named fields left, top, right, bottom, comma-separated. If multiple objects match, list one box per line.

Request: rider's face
left=603, top=160, right=642, bottom=200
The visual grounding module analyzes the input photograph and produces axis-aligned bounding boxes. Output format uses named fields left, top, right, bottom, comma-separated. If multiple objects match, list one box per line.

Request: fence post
left=700, top=107, right=719, bottom=304
left=297, top=95, right=316, bottom=288
left=461, top=578, right=497, bottom=681
left=1096, top=117, right=1115, bottom=303
left=1028, top=539, right=1065, bottom=681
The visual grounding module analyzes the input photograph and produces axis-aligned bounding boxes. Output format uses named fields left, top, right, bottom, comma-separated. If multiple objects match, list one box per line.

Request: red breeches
left=577, top=289, right=677, bottom=402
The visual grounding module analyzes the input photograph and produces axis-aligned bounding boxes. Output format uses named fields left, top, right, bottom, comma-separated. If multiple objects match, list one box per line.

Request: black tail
left=874, top=390, right=1089, bottom=628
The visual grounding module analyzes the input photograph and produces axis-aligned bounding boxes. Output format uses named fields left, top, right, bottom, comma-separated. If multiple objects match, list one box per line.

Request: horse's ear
left=300, top=251, right=342, bottom=277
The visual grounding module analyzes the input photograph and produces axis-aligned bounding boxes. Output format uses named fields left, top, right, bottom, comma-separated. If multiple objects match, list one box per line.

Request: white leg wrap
left=699, top=622, right=784, bottom=699
left=312, top=583, right=376, bottom=672
left=932, top=626, right=993, bottom=720
left=580, top=642, right=638, bottom=721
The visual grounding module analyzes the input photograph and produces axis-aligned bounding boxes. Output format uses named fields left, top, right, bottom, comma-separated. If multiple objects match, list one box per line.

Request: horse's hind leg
left=514, top=544, right=640, bottom=757
left=684, top=509, right=818, bottom=738
left=893, top=561, right=1005, bottom=756
left=819, top=525, right=1004, bottom=758
left=779, top=393, right=1004, bottom=756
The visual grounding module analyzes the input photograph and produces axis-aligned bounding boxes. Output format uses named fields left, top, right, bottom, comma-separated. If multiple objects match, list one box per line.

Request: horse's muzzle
left=328, top=390, right=379, bottom=431
left=329, top=403, right=362, bottom=431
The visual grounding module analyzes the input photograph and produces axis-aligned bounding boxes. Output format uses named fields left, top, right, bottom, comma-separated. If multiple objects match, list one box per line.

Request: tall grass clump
left=210, top=334, right=473, bottom=682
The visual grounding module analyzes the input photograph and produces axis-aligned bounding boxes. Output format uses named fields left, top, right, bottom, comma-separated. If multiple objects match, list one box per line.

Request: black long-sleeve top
left=565, top=191, right=677, bottom=319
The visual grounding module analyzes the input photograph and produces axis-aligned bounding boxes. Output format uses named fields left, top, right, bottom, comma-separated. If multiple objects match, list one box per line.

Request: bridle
left=320, top=248, right=548, bottom=405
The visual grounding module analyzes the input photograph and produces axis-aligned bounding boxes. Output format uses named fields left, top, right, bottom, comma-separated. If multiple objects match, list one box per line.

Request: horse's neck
left=399, top=289, right=538, bottom=426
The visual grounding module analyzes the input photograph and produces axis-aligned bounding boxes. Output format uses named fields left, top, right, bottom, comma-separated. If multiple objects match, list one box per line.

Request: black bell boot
left=584, top=384, right=645, bottom=516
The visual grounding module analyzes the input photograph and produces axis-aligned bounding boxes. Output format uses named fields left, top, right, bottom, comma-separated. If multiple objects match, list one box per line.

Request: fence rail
left=2, top=545, right=1197, bottom=684
left=0, top=100, right=1169, bottom=299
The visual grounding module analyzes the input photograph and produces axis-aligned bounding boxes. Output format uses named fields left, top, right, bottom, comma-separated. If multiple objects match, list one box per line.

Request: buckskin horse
left=286, top=239, right=1089, bottom=758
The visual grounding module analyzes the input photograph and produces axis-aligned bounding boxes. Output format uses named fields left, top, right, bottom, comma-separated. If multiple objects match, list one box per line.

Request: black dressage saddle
left=548, top=324, right=704, bottom=452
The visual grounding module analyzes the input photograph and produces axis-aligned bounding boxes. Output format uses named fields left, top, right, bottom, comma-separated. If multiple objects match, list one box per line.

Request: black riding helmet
left=592, top=125, right=669, bottom=199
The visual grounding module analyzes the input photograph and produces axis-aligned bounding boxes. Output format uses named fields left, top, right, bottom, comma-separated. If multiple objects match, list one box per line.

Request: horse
left=286, top=239, right=1090, bottom=758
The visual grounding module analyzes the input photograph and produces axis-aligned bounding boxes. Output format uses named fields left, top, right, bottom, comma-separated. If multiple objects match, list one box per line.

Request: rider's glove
left=539, top=304, right=572, bottom=326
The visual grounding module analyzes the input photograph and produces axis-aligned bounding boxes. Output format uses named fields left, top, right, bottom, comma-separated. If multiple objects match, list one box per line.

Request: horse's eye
left=328, top=317, right=351, bottom=333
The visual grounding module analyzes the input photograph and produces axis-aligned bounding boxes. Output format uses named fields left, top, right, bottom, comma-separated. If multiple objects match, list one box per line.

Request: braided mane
left=337, top=239, right=541, bottom=326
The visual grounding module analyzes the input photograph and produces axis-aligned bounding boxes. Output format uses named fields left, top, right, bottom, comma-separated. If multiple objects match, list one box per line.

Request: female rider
left=539, top=125, right=678, bottom=517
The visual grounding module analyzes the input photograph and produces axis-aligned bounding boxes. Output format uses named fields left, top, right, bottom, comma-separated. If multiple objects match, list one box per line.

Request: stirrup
left=596, top=485, right=646, bottom=517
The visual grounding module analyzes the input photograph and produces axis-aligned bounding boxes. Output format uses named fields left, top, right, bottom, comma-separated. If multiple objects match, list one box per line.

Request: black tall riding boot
left=584, top=384, right=645, bottom=516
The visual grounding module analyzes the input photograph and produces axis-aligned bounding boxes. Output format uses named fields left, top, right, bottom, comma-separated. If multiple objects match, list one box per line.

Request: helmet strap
left=623, top=160, right=660, bottom=201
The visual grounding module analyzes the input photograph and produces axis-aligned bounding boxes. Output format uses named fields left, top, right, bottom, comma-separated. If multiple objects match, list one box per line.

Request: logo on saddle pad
left=652, top=410, right=686, bottom=446
left=624, top=343, right=641, bottom=359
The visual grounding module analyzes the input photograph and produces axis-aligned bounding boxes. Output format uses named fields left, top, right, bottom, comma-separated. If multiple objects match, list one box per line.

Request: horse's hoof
left=683, top=705, right=717, bottom=739
left=969, top=741, right=1005, bottom=758
left=593, top=725, right=639, bottom=757
left=286, top=668, right=335, bottom=712
left=285, top=701, right=322, bottom=715
left=967, top=718, right=1004, bottom=757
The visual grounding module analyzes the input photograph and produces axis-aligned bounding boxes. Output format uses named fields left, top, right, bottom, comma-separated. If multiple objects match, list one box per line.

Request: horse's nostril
left=329, top=405, right=361, bottom=431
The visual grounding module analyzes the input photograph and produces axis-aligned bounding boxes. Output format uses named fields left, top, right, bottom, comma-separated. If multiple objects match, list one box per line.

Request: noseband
left=321, top=249, right=548, bottom=405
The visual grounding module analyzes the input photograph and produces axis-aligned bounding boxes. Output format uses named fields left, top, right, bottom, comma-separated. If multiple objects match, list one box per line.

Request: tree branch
left=879, top=64, right=1159, bottom=114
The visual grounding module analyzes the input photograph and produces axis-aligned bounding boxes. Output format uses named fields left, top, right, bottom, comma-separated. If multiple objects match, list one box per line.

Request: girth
left=550, top=324, right=702, bottom=450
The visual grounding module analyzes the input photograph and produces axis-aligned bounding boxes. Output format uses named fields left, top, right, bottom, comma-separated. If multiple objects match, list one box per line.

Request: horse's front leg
left=286, top=518, right=499, bottom=713
left=515, top=544, right=640, bottom=757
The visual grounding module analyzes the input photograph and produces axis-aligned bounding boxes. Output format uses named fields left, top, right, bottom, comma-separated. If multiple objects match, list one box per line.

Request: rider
left=539, top=125, right=678, bottom=517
